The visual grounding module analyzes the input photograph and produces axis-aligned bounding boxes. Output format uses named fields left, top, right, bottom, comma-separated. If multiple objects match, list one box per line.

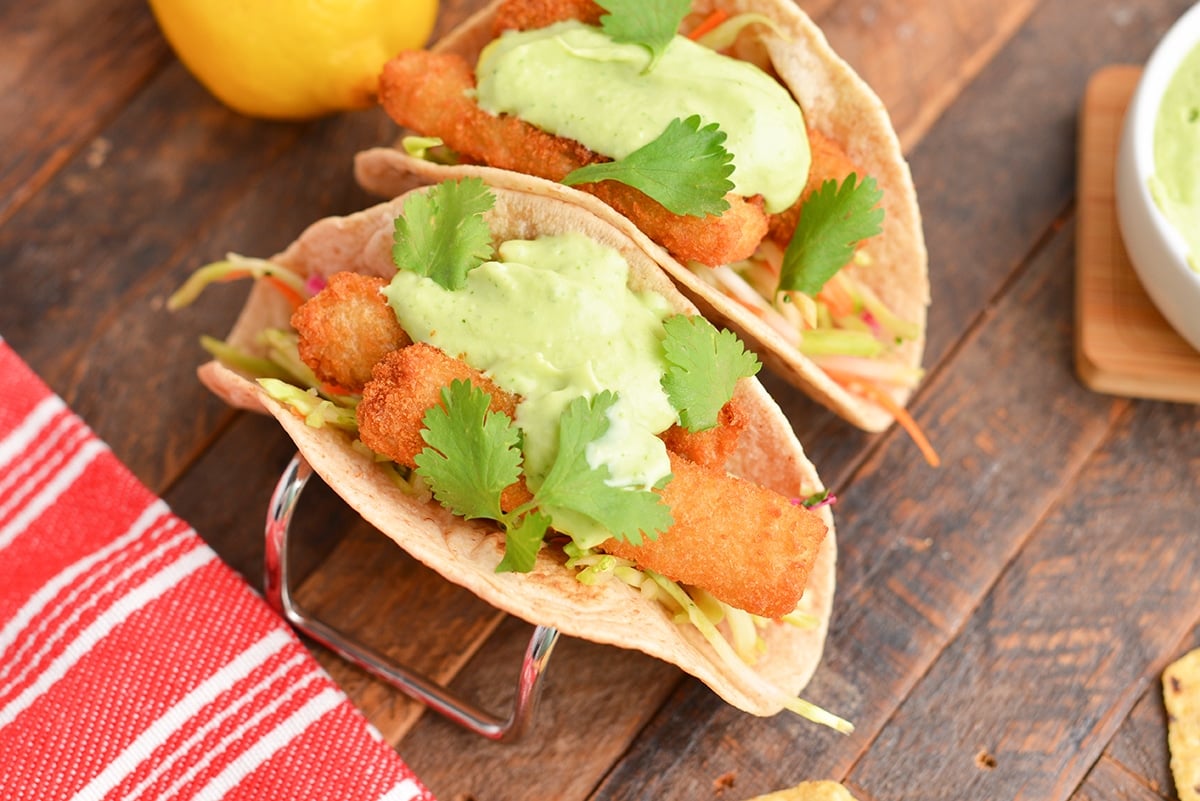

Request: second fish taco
left=355, top=0, right=931, bottom=444
left=174, top=178, right=844, bottom=727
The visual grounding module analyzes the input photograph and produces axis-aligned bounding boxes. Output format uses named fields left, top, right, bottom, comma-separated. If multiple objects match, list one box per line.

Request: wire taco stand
left=264, top=454, right=561, bottom=743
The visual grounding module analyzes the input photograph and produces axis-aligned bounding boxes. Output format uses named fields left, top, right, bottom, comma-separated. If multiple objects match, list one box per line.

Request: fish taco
left=355, top=0, right=931, bottom=450
left=175, top=179, right=843, bottom=726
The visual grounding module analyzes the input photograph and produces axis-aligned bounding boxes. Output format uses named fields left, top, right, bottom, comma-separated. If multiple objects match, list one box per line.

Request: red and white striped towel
left=0, top=339, right=434, bottom=801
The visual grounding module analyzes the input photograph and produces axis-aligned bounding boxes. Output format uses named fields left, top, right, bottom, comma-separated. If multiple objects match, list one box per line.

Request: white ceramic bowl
left=1115, top=2, right=1200, bottom=353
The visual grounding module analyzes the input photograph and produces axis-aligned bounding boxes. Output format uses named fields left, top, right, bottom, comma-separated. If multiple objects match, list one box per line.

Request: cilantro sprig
left=597, top=0, right=691, bottom=70
left=392, top=177, right=496, bottom=290
left=563, top=115, right=734, bottom=218
left=660, top=315, right=761, bottom=432
left=777, top=173, right=884, bottom=297
left=415, top=382, right=673, bottom=573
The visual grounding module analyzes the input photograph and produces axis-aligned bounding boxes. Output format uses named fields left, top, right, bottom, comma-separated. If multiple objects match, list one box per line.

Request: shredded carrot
left=828, top=372, right=940, bottom=467
left=817, top=281, right=855, bottom=319
left=217, top=270, right=252, bottom=283
left=265, top=276, right=305, bottom=310
left=687, top=9, right=729, bottom=40
left=320, top=381, right=355, bottom=397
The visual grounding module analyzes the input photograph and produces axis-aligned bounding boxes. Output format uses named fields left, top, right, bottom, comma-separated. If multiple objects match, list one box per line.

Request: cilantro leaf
left=536, top=392, right=674, bottom=546
left=660, top=315, right=761, bottom=432
left=597, top=0, right=691, bottom=69
left=562, top=115, right=734, bottom=218
left=413, top=380, right=522, bottom=522
left=496, top=510, right=551, bottom=573
left=392, top=178, right=496, bottom=290
left=778, top=173, right=884, bottom=297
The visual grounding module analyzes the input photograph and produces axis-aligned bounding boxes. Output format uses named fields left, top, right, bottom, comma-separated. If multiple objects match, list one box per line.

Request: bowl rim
left=1123, top=1, right=1200, bottom=278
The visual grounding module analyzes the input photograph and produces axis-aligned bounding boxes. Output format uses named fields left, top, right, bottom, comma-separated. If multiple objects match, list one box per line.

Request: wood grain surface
left=3, top=1, right=1199, bottom=800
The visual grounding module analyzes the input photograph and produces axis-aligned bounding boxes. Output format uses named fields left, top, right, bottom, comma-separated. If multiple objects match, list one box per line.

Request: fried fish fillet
left=767, top=128, right=862, bottom=246
left=660, top=400, right=746, bottom=470
left=378, top=50, right=769, bottom=267
left=492, top=0, right=603, bottom=32
left=601, top=452, right=826, bottom=619
left=292, top=273, right=409, bottom=392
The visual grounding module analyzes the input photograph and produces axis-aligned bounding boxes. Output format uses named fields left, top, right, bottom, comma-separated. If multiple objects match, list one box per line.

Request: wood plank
left=846, top=339, right=1200, bottom=798
left=1104, top=633, right=1200, bottom=799
left=0, top=62, right=308, bottom=490
left=1069, top=756, right=1167, bottom=801
left=812, top=0, right=1041, bottom=151
left=0, top=0, right=169, bottom=224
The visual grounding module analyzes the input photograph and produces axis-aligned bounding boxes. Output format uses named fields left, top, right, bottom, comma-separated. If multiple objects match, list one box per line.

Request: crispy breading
left=602, top=452, right=827, bottom=619
left=292, top=272, right=410, bottom=392
left=659, top=397, right=747, bottom=470
left=492, top=0, right=603, bottom=33
left=378, top=50, right=769, bottom=266
left=767, top=128, right=862, bottom=246
left=380, top=50, right=601, bottom=181
left=357, top=343, right=518, bottom=468
left=586, top=180, right=768, bottom=268
left=356, top=343, right=532, bottom=511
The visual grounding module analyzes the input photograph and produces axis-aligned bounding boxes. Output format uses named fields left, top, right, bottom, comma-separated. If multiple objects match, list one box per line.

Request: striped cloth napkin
left=0, top=339, right=434, bottom=801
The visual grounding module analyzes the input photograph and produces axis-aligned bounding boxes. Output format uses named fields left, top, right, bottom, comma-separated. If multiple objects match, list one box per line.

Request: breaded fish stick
left=659, top=399, right=747, bottom=470
left=602, top=452, right=827, bottom=619
left=356, top=343, right=533, bottom=512
left=767, top=128, right=862, bottom=246
left=292, top=273, right=410, bottom=392
left=357, top=343, right=518, bottom=469
left=492, top=0, right=603, bottom=33
left=378, top=50, right=769, bottom=266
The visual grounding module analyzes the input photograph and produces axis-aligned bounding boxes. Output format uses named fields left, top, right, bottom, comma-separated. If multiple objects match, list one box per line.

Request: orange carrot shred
left=829, top=373, right=940, bottom=467
left=216, top=270, right=251, bottom=283
left=264, top=276, right=305, bottom=311
left=687, top=9, right=729, bottom=40
left=817, top=281, right=855, bottom=319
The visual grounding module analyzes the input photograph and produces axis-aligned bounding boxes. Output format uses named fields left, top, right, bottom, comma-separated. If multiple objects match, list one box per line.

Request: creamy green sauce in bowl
left=474, top=20, right=810, bottom=214
left=1151, top=39, right=1200, bottom=271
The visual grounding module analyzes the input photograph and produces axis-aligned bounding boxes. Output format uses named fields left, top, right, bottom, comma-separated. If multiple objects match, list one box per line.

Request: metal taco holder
left=264, top=454, right=560, bottom=743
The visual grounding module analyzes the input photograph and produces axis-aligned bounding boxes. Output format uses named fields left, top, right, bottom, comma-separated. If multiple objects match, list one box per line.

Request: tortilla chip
left=354, top=0, right=928, bottom=432
left=197, top=182, right=837, bottom=717
left=745, top=781, right=859, bottom=801
left=1165, top=648, right=1200, bottom=801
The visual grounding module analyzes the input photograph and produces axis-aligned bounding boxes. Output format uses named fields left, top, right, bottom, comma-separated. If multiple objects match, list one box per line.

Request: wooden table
left=5, top=1, right=1199, bottom=798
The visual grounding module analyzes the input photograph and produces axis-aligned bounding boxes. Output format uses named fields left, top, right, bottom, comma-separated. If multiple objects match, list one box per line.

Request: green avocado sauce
left=474, top=20, right=810, bottom=214
left=1151, top=40, right=1200, bottom=270
left=383, top=232, right=677, bottom=494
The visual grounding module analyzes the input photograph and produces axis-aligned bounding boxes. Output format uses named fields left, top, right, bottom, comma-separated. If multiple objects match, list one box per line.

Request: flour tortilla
left=355, top=0, right=929, bottom=432
left=198, top=183, right=836, bottom=716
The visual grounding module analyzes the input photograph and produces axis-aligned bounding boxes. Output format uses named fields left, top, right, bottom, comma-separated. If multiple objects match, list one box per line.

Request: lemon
left=149, top=0, right=439, bottom=120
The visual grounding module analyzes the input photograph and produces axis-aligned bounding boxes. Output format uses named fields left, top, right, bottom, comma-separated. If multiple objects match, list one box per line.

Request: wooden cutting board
left=1075, top=64, right=1200, bottom=403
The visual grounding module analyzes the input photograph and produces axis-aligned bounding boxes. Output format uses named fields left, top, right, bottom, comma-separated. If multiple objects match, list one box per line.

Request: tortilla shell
left=355, top=0, right=929, bottom=432
left=199, top=184, right=836, bottom=716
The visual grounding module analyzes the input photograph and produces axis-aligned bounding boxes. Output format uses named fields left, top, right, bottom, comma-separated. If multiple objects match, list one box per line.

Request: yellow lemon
left=148, top=0, right=439, bottom=120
